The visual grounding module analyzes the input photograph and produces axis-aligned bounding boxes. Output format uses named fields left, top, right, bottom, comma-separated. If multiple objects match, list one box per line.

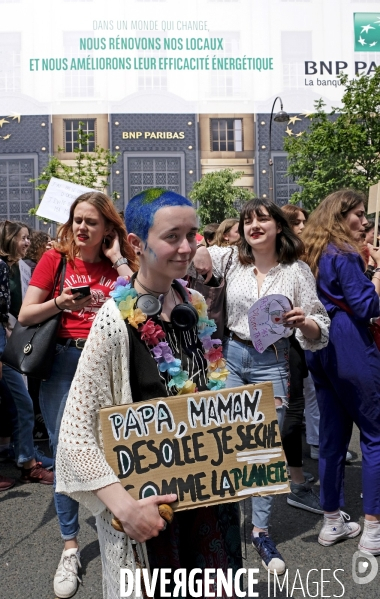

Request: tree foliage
left=30, top=122, right=119, bottom=220
left=189, top=169, right=253, bottom=225
left=284, top=67, right=380, bottom=211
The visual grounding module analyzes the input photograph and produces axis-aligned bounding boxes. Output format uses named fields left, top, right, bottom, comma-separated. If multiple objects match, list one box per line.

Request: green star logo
left=354, top=13, right=380, bottom=51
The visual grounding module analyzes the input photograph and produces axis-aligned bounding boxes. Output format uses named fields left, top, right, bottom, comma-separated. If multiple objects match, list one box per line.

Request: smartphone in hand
left=71, top=285, right=91, bottom=299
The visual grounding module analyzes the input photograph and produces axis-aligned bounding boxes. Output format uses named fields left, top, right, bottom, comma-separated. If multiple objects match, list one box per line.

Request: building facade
left=0, top=115, right=50, bottom=229
left=110, top=113, right=198, bottom=211
left=0, top=109, right=307, bottom=230
left=255, top=112, right=304, bottom=205
left=199, top=114, right=255, bottom=193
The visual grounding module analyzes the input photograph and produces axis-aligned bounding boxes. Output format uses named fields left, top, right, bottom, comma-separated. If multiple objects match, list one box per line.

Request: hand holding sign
left=248, top=294, right=293, bottom=354
left=282, top=306, right=306, bottom=328
left=100, top=383, right=289, bottom=512
left=112, top=502, right=174, bottom=536
left=112, top=495, right=176, bottom=542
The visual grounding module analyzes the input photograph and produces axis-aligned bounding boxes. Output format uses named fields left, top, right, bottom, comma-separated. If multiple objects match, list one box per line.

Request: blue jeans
left=223, top=336, right=289, bottom=530
left=0, top=327, right=35, bottom=465
left=39, top=342, right=82, bottom=541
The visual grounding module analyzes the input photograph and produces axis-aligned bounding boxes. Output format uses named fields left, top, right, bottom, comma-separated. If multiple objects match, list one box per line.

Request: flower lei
left=110, top=277, right=229, bottom=395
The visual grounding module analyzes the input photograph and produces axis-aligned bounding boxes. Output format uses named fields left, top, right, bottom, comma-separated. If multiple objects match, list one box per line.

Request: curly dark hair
left=25, top=231, right=50, bottom=264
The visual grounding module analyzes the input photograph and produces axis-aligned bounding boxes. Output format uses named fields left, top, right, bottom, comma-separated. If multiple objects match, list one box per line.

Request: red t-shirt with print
left=30, top=249, right=117, bottom=338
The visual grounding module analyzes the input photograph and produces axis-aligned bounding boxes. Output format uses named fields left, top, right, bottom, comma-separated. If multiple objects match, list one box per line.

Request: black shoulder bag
left=2, top=255, right=67, bottom=380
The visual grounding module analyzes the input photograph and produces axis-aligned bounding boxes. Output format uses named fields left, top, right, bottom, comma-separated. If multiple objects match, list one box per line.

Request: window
left=137, top=36, right=167, bottom=91
left=64, top=119, right=96, bottom=152
left=0, top=32, right=21, bottom=92
left=209, top=32, right=241, bottom=97
left=273, top=154, right=300, bottom=206
left=282, top=31, right=312, bottom=89
left=127, top=157, right=181, bottom=198
left=211, top=119, right=243, bottom=151
left=63, top=32, right=94, bottom=97
left=138, top=72, right=167, bottom=90
left=354, top=51, right=380, bottom=67
left=0, top=158, right=36, bottom=226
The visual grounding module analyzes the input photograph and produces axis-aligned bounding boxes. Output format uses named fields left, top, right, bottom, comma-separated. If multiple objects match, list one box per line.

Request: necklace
left=110, top=276, right=229, bottom=395
left=171, top=286, right=177, bottom=306
left=135, top=276, right=170, bottom=297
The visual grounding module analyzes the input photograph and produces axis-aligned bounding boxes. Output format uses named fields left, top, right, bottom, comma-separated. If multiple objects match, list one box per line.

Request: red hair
left=54, top=192, right=138, bottom=271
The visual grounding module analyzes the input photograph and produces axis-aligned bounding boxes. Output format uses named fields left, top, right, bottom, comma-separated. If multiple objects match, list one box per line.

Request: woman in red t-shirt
left=19, top=191, right=137, bottom=599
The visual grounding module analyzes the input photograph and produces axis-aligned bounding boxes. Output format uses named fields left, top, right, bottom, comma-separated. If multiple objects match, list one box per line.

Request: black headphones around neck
left=131, top=273, right=199, bottom=332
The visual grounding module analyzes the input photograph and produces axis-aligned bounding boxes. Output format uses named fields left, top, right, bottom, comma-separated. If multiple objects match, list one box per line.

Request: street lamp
left=268, top=96, right=289, bottom=202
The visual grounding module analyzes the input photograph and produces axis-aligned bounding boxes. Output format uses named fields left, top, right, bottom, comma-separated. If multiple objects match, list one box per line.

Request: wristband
left=54, top=297, right=64, bottom=311
left=374, top=267, right=380, bottom=273
left=112, top=257, right=129, bottom=269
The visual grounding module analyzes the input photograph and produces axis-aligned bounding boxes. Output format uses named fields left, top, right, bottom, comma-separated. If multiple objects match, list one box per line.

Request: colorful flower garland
left=110, top=277, right=229, bottom=395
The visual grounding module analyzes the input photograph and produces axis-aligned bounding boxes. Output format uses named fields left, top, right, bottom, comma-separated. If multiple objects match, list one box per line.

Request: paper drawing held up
left=248, top=294, right=293, bottom=353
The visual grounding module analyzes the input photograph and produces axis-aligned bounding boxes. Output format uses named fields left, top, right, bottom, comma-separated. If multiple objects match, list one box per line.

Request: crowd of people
left=0, top=186, right=379, bottom=599
left=0, top=223, right=54, bottom=487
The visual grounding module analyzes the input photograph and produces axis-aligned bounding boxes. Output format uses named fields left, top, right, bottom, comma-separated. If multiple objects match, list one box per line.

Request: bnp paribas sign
left=306, top=13, right=380, bottom=77
left=354, top=13, right=380, bottom=51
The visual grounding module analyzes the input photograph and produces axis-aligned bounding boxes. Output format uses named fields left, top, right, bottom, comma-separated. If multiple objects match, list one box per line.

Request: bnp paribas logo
left=354, top=13, right=380, bottom=51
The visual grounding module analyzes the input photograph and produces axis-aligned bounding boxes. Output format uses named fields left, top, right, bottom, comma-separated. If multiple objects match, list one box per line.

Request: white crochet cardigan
left=56, top=298, right=143, bottom=599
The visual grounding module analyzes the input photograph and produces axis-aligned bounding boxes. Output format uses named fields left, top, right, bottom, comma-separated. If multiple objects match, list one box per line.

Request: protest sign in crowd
left=1, top=185, right=379, bottom=599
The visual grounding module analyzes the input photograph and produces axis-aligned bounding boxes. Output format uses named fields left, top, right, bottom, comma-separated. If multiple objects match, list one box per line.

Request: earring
left=136, top=251, right=141, bottom=256
left=103, top=237, right=106, bottom=244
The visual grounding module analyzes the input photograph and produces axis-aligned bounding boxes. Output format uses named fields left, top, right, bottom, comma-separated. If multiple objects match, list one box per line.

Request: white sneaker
left=358, top=519, right=380, bottom=555
left=54, top=548, right=81, bottom=598
left=318, top=511, right=361, bottom=547
left=310, top=445, right=353, bottom=462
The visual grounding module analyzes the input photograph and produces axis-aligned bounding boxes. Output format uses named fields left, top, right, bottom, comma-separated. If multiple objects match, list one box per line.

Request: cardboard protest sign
left=36, top=177, right=94, bottom=224
left=100, top=382, right=289, bottom=511
left=18, top=259, right=32, bottom=300
left=248, top=294, right=293, bottom=353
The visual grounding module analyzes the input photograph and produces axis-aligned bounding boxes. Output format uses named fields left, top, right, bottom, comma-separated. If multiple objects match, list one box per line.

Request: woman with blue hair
left=56, top=189, right=242, bottom=599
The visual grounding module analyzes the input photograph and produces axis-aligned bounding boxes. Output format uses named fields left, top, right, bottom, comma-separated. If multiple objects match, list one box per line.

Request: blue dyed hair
left=125, top=188, right=193, bottom=242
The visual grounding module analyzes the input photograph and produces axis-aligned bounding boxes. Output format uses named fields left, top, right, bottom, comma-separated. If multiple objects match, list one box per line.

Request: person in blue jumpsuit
left=302, top=188, right=380, bottom=555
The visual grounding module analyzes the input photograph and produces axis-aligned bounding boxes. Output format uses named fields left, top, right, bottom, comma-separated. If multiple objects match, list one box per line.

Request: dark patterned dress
left=127, top=320, right=242, bottom=599
left=0, top=259, right=10, bottom=317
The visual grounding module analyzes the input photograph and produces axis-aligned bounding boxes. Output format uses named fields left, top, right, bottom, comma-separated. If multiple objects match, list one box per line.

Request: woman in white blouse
left=194, top=198, right=330, bottom=576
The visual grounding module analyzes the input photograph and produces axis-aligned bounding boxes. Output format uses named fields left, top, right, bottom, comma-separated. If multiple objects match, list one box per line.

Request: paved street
left=0, top=425, right=378, bottom=599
